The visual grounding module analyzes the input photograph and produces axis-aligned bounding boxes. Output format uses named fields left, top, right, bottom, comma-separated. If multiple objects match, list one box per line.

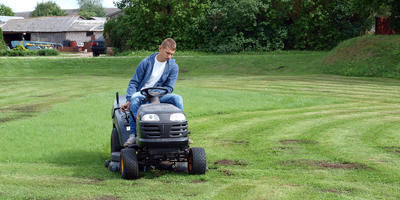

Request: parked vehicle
left=91, top=36, right=106, bottom=56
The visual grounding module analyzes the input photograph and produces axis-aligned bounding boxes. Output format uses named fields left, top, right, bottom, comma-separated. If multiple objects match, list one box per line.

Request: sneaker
left=124, top=134, right=137, bottom=147
left=188, top=139, right=193, bottom=144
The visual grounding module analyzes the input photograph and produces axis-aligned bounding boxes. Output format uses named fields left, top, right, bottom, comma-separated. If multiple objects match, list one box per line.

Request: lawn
left=0, top=53, right=399, bottom=199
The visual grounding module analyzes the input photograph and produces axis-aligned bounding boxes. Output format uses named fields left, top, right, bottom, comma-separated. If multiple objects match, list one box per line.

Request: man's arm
left=163, top=62, right=179, bottom=93
left=126, top=59, right=147, bottom=101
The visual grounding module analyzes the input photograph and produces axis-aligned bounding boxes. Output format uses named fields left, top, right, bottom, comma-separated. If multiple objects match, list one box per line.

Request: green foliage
left=37, top=49, right=60, bottom=56
left=202, top=0, right=287, bottom=52
left=106, top=0, right=210, bottom=50
left=78, top=0, right=106, bottom=18
left=0, top=48, right=60, bottom=57
left=105, top=0, right=388, bottom=52
left=30, top=1, right=67, bottom=17
left=0, top=28, right=7, bottom=51
left=389, top=0, right=400, bottom=32
left=286, top=0, right=372, bottom=50
left=0, top=4, right=14, bottom=16
left=323, top=35, right=400, bottom=78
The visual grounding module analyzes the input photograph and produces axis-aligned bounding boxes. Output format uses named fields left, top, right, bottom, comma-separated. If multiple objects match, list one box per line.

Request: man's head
left=157, top=38, right=176, bottom=62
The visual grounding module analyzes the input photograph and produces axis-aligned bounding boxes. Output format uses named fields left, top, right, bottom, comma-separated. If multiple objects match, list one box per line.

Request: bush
left=0, top=28, right=7, bottom=51
left=0, top=49, right=59, bottom=57
left=37, top=49, right=59, bottom=56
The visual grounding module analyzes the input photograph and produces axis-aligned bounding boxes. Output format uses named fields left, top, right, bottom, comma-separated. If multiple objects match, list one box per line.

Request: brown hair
left=160, top=38, right=176, bottom=50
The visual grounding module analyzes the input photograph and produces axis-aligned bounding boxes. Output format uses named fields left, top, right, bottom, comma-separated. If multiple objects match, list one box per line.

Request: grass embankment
left=323, top=35, right=400, bottom=78
left=1, top=52, right=400, bottom=199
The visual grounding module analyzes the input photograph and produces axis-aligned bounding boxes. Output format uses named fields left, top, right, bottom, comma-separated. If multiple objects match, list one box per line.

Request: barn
left=1, top=15, right=105, bottom=47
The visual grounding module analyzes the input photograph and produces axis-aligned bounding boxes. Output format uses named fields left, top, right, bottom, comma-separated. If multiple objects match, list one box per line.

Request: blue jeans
left=129, top=92, right=183, bottom=135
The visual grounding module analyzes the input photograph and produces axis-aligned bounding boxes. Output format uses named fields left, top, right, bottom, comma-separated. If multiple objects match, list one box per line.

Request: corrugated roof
left=14, top=8, right=121, bottom=18
left=0, top=16, right=24, bottom=22
left=2, top=15, right=105, bottom=32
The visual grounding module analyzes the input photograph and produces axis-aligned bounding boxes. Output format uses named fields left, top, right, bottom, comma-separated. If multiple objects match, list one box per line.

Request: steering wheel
left=140, top=87, right=168, bottom=98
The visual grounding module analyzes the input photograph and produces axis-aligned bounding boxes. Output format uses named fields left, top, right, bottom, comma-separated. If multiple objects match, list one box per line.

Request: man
left=121, top=38, right=183, bottom=146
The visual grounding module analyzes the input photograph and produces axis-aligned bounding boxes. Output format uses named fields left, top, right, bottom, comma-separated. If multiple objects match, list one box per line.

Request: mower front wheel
left=111, top=128, right=122, bottom=153
left=120, top=148, right=139, bottom=179
left=188, top=147, right=207, bottom=174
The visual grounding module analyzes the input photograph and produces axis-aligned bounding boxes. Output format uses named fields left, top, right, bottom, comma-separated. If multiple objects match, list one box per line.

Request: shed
left=1, top=15, right=105, bottom=47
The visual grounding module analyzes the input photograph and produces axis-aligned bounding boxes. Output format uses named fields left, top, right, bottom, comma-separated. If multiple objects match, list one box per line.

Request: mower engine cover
left=136, top=103, right=189, bottom=147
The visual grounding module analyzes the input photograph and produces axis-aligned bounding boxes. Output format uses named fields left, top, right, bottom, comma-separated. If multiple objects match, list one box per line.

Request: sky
left=0, top=0, right=117, bottom=12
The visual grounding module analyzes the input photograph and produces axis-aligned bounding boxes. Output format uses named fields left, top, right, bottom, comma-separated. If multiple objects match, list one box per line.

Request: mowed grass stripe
left=193, top=79, right=400, bottom=100
left=196, top=104, right=400, bottom=161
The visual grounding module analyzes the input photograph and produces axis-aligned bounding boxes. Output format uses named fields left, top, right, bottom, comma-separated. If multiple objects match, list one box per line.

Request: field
left=0, top=53, right=400, bottom=199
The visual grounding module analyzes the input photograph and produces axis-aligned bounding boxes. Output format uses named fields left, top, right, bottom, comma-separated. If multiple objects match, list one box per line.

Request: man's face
left=157, top=46, right=175, bottom=62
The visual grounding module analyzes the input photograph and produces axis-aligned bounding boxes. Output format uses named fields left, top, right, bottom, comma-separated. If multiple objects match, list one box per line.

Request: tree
left=105, top=0, right=210, bottom=50
left=0, top=4, right=14, bottom=16
left=30, top=1, right=67, bottom=17
left=77, top=0, right=106, bottom=18
left=0, top=28, right=7, bottom=51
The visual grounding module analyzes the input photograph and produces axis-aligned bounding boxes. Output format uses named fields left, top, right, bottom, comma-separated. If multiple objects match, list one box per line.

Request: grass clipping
left=323, top=35, right=400, bottom=78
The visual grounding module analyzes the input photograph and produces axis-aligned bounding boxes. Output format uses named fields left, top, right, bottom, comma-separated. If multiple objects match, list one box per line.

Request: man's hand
left=120, top=101, right=130, bottom=112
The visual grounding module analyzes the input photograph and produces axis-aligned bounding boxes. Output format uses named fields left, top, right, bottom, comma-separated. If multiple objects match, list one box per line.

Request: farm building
left=1, top=15, right=105, bottom=47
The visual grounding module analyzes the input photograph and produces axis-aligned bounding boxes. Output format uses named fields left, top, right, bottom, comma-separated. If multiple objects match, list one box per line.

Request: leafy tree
left=0, top=4, right=14, bottom=16
left=77, top=0, right=106, bottom=18
left=285, top=0, right=372, bottom=50
left=389, top=0, right=400, bottom=32
left=202, top=0, right=288, bottom=52
left=106, top=0, right=210, bottom=50
left=31, top=1, right=67, bottom=17
left=0, top=28, right=7, bottom=51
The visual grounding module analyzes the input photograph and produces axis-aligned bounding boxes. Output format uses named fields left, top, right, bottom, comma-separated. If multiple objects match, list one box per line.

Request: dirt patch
left=14, top=104, right=40, bottom=112
left=214, top=159, right=247, bottom=166
left=266, top=146, right=296, bottom=154
left=383, top=146, right=400, bottom=154
left=33, top=94, right=53, bottom=98
left=322, top=188, right=353, bottom=194
left=0, top=117, right=14, bottom=123
left=92, top=195, right=119, bottom=200
left=88, top=178, right=104, bottom=184
left=218, top=169, right=232, bottom=176
left=191, top=179, right=207, bottom=184
left=280, top=139, right=317, bottom=145
left=280, top=159, right=369, bottom=170
left=278, top=65, right=287, bottom=69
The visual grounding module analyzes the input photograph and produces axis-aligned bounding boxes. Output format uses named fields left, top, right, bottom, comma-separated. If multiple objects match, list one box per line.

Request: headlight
left=170, top=113, right=186, bottom=122
left=141, top=114, right=160, bottom=122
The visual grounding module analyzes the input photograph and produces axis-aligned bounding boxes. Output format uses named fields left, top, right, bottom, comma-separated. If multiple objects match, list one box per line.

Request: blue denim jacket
left=126, top=53, right=179, bottom=101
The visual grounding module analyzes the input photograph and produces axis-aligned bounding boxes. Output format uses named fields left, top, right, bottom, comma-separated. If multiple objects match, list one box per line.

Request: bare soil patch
left=191, top=179, right=207, bottom=184
left=322, top=188, right=353, bottom=194
left=214, top=159, right=247, bottom=166
left=383, top=146, right=400, bottom=154
left=218, top=169, right=232, bottom=176
left=92, top=195, right=119, bottom=200
left=280, top=139, right=317, bottom=144
left=280, top=159, right=369, bottom=169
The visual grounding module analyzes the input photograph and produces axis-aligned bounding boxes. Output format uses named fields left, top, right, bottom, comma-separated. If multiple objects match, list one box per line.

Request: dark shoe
left=124, top=134, right=136, bottom=147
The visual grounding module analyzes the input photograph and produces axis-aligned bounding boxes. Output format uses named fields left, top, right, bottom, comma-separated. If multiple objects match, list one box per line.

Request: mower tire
left=188, top=147, right=207, bottom=174
left=111, top=128, right=122, bottom=153
left=120, top=148, right=139, bottom=179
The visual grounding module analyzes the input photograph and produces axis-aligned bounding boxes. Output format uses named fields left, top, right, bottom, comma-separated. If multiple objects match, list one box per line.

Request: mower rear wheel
left=188, top=147, right=207, bottom=174
left=111, top=128, right=122, bottom=152
left=120, top=148, right=139, bottom=179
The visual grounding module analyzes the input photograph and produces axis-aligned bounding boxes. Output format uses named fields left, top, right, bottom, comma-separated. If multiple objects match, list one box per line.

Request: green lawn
left=0, top=53, right=400, bottom=199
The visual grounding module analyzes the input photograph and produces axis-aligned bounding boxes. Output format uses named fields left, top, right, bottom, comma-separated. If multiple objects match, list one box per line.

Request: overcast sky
left=1, top=0, right=117, bottom=12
